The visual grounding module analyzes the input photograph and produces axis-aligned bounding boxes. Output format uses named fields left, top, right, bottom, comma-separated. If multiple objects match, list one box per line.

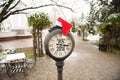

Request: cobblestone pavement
left=0, top=34, right=120, bottom=80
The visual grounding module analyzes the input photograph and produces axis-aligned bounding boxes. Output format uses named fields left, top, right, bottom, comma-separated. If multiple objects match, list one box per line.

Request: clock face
left=48, top=33, right=72, bottom=58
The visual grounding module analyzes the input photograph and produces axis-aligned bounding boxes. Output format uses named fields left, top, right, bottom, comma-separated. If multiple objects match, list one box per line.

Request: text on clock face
left=49, top=38, right=72, bottom=52
left=48, top=33, right=73, bottom=57
left=56, top=39, right=69, bottom=51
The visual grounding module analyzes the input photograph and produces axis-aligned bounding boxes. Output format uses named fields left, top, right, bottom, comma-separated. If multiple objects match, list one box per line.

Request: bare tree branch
left=51, top=0, right=67, bottom=19
left=0, top=1, right=74, bottom=23
left=50, top=0, right=74, bottom=12
left=11, top=4, right=74, bottom=14
left=4, top=0, right=21, bottom=19
left=0, top=0, right=14, bottom=15
left=0, top=4, right=55, bottom=22
left=8, top=0, right=21, bottom=11
left=2, top=13, right=12, bottom=22
left=0, top=2, right=6, bottom=8
left=12, top=4, right=56, bottom=13
left=50, top=0, right=57, bottom=4
left=0, top=0, right=14, bottom=22
left=56, top=4, right=74, bottom=12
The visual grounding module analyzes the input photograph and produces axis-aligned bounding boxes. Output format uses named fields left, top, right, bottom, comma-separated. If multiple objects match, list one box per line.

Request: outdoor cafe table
left=0, top=53, right=26, bottom=63
left=0, top=53, right=27, bottom=77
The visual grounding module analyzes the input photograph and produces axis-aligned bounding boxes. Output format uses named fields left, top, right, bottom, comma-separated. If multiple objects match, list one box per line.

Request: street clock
left=44, top=27, right=75, bottom=61
left=44, top=17, right=75, bottom=80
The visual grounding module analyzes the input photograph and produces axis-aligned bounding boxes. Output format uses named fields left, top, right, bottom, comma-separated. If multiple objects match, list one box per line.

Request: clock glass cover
left=48, top=33, right=72, bottom=58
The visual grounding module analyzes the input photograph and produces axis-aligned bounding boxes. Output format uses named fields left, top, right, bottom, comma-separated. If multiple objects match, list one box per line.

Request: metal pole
left=56, top=61, right=64, bottom=80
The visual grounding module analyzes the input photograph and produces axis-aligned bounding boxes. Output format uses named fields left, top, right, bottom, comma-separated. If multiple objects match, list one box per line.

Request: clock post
left=44, top=17, right=74, bottom=80
left=44, top=26, right=75, bottom=80
left=56, top=61, right=64, bottom=80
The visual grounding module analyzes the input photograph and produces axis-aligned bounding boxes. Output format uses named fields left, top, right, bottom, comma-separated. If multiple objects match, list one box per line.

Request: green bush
left=16, top=47, right=34, bottom=59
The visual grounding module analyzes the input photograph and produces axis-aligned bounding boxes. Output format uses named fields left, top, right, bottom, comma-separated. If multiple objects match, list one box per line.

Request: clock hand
left=63, top=44, right=69, bottom=47
left=56, top=44, right=69, bottom=47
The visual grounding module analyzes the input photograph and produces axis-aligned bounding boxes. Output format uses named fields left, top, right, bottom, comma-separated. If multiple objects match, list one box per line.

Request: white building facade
left=0, top=1, right=31, bottom=38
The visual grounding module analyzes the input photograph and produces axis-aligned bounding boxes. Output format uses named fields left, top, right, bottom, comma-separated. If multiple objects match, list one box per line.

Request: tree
left=77, top=10, right=95, bottom=40
left=94, top=0, right=120, bottom=22
left=86, top=0, right=120, bottom=23
left=95, top=0, right=120, bottom=51
left=28, top=13, right=51, bottom=60
left=87, top=1, right=96, bottom=35
left=99, top=13, right=120, bottom=51
left=71, top=20, right=76, bottom=33
left=0, top=0, right=73, bottom=23
left=87, top=1, right=96, bottom=25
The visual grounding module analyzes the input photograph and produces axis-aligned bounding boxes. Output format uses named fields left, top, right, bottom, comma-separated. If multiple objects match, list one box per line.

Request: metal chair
left=4, top=59, right=27, bottom=77
left=26, top=59, right=36, bottom=69
left=0, top=63, right=5, bottom=72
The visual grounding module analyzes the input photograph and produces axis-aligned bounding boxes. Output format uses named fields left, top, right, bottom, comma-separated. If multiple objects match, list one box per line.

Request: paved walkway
left=0, top=34, right=120, bottom=80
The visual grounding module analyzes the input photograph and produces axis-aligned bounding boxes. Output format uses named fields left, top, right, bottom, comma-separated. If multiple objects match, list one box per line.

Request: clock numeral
left=50, top=48, right=55, bottom=53
left=57, top=48, right=65, bottom=51
left=57, top=39, right=65, bottom=44
left=54, top=51, right=58, bottom=55
left=58, top=52, right=62, bottom=56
